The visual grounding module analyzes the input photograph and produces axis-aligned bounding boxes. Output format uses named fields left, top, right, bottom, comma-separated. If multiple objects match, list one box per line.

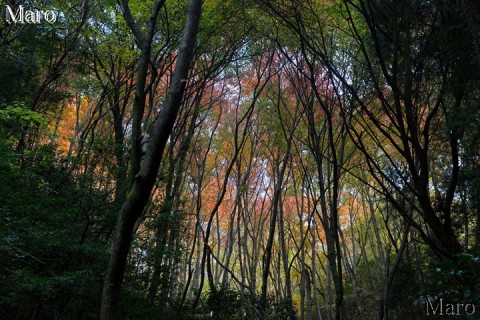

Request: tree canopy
left=1, top=0, right=479, bottom=319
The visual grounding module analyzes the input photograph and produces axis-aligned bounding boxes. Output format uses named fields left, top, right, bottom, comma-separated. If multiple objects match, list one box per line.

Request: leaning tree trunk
left=100, top=0, right=203, bottom=319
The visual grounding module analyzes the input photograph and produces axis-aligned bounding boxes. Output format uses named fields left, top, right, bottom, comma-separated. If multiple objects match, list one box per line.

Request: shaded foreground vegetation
left=1, top=0, right=480, bottom=319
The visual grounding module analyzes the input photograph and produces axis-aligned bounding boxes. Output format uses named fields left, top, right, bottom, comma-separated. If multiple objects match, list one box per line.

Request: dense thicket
left=1, top=0, right=479, bottom=319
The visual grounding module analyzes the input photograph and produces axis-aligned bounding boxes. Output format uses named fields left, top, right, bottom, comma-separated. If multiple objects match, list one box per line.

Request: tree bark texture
left=100, top=0, right=203, bottom=318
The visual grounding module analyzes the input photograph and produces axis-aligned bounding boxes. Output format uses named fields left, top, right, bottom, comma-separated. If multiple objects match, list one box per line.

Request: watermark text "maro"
left=4, top=5, right=57, bottom=24
left=427, top=298, right=476, bottom=316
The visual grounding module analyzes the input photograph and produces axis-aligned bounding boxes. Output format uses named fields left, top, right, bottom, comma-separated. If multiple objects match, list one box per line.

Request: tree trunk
left=100, top=0, right=203, bottom=318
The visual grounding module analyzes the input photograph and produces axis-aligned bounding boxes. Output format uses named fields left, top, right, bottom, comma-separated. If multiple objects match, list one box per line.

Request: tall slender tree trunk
left=100, top=1, right=203, bottom=318
left=261, top=150, right=292, bottom=308
left=279, top=191, right=295, bottom=319
left=381, top=222, right=409, bottom=320
left=147, top=105, right=198, bottom=303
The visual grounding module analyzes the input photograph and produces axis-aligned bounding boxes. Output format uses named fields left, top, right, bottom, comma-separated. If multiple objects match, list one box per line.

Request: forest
left=1, top=0, right=480, bottom=319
